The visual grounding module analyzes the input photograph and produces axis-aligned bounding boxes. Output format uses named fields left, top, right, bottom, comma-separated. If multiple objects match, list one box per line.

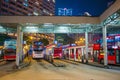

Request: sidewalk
left=14, top=57, right=31, bottom=69
left=69, top=59, right=120, bottom=70
left=87, top=60, right=120, bottom=70
left=0, top=59, right=4, bottom=62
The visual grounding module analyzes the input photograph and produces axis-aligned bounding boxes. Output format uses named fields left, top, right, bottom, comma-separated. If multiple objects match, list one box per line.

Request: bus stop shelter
left=0, top=0, right=120, bottom=67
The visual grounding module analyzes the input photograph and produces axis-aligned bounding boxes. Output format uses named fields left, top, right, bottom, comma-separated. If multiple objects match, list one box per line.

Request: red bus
left=93, top=34, right=120, bottom=64
left=45, top=44, right=63, bottom=59
left=93, top=44, right=120, bottom=64
left=98, top=47, right=120, bottom=64
left=3, top=39, right=16, bottom=60
left=53, top=47, right=62, bottom=59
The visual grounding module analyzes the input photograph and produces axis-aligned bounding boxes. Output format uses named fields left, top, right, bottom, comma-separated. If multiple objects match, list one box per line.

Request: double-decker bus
left=32, top=41, right=44, bottom=59
left=3, top=39, right=16, bottom=60
left=93, top=34, right=120, bottom=64
left=97, top=46, right=120, bottom=64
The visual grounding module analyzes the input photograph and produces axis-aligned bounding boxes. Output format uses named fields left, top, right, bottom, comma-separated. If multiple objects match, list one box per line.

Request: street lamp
left=75, top=37, right=85, bottom=46
left=30, top=36, right=33, bottom=40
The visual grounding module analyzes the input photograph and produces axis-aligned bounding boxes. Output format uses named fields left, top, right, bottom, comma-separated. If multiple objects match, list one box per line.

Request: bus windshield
left=108, top=49, right=114, bottom=56
left=33, top=41, right=44, bottom=51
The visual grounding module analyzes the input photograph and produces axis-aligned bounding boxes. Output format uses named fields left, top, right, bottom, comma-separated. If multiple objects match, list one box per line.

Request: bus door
left=77, top=48, right=82, bottom=61
left=116, top=49, right=120, bottom=64
left=70, top=49, right=74, bottom=59
left=107, top=49, right=116, bottom=64
left=93, top=50, right=99, bottom=62
left=66, top=49, right=69, bottom=59
left=76, top=48, right=78, bottom=59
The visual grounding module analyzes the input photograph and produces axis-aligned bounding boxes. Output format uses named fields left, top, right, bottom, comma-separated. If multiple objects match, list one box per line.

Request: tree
left=23, top=35, right=33, bottom=45
left=55, top=33, right=75, bottom=45
left=0, top=34, right=12, bottom=45
left=39, top=38, right=49, bottom=46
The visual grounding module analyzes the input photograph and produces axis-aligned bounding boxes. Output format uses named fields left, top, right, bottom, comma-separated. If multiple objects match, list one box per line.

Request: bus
left=44, top=44, right=55, bottom=62
left=44, top=44, right=63, bottom=63
left=53, top=47, right=62, bottom=59
left=97, top=47, right=120, bottom=64
left=3, top=39, right=16, bottom=60
left=45, top=44, right=63, bottom=59
left=93, top=44, right=120, bottom=64
left=32, top=41, right=44, bottom=59
left=63, top=46, right=86, bottom=61
left=93, top=34, right=120, bottom=64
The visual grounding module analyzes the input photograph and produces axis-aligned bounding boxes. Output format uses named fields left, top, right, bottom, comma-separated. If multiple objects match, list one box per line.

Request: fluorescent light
left=0, top=25, right=3, bottom=28
left=26, top=26, right=38, bottom=29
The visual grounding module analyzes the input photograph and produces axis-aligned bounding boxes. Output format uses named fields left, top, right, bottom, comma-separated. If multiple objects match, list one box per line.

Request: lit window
left=23, top=0, right=28, bottom=7
left=33, top=12, right=39, bottom=16
left=23, top=2, right=28, bottom=7
left=52, top=0, right=55, bottom=3
left=35, top=1, right=39, bottom=5
left=4, top=0, right=9, bottom=2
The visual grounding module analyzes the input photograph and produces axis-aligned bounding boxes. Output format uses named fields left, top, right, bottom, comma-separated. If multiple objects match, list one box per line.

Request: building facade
left=0, top=0, right=55, bottom=16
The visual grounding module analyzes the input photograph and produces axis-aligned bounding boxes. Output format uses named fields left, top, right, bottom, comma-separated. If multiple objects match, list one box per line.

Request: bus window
left=108, top=49, right=114, bottom=56
left=116, top=50, right=120, bottom=64
left=72, top=49, right=74, bottom=53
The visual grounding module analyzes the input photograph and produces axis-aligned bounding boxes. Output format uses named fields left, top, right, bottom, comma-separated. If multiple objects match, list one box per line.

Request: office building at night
left=0, top=0, right=55, bottom=16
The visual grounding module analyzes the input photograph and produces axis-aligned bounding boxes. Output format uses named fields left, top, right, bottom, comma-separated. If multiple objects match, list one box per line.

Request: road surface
left=0, top=59, right=120, bottom=80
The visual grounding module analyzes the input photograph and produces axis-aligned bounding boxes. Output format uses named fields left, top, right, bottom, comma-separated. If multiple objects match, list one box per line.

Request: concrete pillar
left=74, top=48, right=76, bottom=61
left=81, top=47, right=84, bottom=63
left=102, top=26, right=108, bottom=66
left=16, top=26, right=23, bottom=66
left=85, top=31, right=88, bottom=63
left=19, top=31, right=23, bottom=63
left=69, top=48, right=70, bottom=60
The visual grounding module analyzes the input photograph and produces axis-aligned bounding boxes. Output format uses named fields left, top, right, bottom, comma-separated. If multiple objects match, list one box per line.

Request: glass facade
left=0, top=0, right=116, bottom=16
left=0, top=0, right=55, bottom=16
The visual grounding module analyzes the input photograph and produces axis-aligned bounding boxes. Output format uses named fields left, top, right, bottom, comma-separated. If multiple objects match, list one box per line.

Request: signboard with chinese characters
left=93, top=44, right=100, bottom=50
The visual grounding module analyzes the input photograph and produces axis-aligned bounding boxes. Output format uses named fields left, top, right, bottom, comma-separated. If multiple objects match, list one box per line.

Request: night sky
left=55, top=0, right=116, bottom=16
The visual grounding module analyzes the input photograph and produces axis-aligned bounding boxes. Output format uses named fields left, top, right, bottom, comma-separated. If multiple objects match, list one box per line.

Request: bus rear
left=53, top=47, right=62, bottom=59
left=32, top=41, right=44, bottom=59
left=3, top=39, right=16, bottom=60
left=98, top=48, right=120, bottom=64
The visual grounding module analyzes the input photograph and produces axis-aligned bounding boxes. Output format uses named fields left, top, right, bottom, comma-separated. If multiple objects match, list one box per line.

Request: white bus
left=32, top=41, right=44, bottom=59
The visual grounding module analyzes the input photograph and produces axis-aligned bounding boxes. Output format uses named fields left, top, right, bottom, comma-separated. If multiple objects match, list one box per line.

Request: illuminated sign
left=93, top=44, right=100, bottom=50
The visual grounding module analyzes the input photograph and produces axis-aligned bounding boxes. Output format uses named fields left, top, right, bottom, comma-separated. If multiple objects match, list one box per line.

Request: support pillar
left=16, top=26, right=23, bottom=67
left=81, top=47, right=84, bottom=63
left=102, top=26, right=108, bottom=67
left=19, top=31, right=23, bottom=63
left=74, top=48, right=76, bottom=61
left=69, top=48, right=70, bottom=60
left=85, top=31, right=88, bottom=63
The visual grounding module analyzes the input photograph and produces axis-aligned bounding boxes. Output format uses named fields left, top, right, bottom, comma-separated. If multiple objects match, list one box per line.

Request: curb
left=67, top=59, right=120, bottom=70
left=0, top=59, right=4, bottom=62
left=18, top=61, right=31, bottom=69
left=13, top=60, right=31, bottom=70
left=86, top=63, right=105, bottom=68
left=83, top=62, right=120, bottom=70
